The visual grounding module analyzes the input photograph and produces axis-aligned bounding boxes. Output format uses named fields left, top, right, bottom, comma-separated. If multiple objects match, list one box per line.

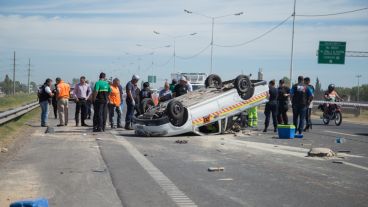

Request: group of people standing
left=38, top=72, right=195, bottom=132
left=262, top=76, right=314, bottom=135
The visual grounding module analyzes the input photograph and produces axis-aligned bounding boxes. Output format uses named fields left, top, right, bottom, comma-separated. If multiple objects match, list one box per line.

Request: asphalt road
left=0, top=102, right=367, bottom=207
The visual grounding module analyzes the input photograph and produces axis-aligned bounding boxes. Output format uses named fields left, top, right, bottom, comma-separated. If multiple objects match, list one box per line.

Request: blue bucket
left=10, top=198, right=48, bottom=207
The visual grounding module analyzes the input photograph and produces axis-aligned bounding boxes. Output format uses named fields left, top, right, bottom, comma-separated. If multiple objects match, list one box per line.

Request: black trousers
left=75, top=99, right=87, bottom=125
left=86, top=100, right=92, bottom=118
left=264, top=102, right=278, bottom=129
left=305, top=108, right=312, bottom=129
left=108, top=103, right=122, bottom=126
left=52, top=100, right=58, bottom=118
left=277, top=101, right=289, bottom=125
left=93, top=101, right=108, bottom=131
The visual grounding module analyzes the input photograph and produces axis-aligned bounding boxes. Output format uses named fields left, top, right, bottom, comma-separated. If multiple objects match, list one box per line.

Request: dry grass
left=0, top=93, right=37, bottom=112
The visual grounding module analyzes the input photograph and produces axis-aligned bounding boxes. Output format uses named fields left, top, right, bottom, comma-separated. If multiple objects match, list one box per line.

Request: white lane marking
left=324, top=130, right=358, bottom=137
left=341, top=161, right=368, bottom=172
left=218, top=178, right=233, bottom=181
left=112, top=134, right=198, bottom=207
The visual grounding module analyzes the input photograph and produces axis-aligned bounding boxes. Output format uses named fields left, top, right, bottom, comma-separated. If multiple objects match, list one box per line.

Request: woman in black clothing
left=51, top=83, right=58, bottom=119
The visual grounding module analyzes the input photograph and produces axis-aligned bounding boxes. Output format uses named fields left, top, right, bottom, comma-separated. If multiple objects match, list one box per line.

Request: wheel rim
left=239, top=79, right=249, bottom=92
left=335, top=113, right=341, bottom=125
left=173, top=104, right=182, bottom=115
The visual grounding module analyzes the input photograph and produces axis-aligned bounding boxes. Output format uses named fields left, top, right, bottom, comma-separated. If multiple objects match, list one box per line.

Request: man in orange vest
left=56, top=77, right=70, bottom=126
left=108, top=78, right=122, bottom=128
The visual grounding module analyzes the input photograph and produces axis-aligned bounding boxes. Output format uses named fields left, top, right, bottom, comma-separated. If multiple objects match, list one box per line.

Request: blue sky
left=0, top=0, right=367, bottom=88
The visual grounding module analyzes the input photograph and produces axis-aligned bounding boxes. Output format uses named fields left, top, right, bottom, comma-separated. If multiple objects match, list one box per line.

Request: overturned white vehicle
left=133, top=74, right=269, bottom=136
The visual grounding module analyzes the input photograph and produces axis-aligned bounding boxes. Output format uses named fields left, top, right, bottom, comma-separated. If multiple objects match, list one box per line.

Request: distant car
left=133, top=74, right=268, bottom=136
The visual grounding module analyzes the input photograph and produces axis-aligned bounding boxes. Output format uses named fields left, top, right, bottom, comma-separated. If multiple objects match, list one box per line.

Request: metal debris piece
left=92, top=169, right=106, bottom=173
left=175, top=140, right=188, bottom=144
left=337, top=150, right=351, bottom=153
left=332, top=161, right=344, bottom=164
left=208, top=167, right=225, bottom=172
left=308, top=148, right=336, bottom=157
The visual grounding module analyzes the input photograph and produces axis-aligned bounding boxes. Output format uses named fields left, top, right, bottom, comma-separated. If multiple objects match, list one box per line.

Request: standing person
left=247, top=107, right=258, bottom=129
left=118, top=82, right=124, bottom=114
left=38, top=78, right=53, bottom=127
left=51, top=83, right=58, bottom=119
left=290, top=76, right=313, bottom=135
left=108, top=78, right=122, bottom=128
left=125, top=75, right=140, bottom=130
left=92, top=72, right=111, bottom=132
left=139, top=82, right=152, bottom=101
left=56, top=77, right=70, bottom=127
left=173, top=76, right=189, bottom=97
left=304, top=77, right=314, bottom=131
left=73, top=76, right=91, bottom=127
left=169, top=79, right=177, bottom=93
left=159, top=82, right=173, bottom=102
left=85, top=80, right=92, bottom=119
left=277, top=79, right=290, bottom=125
left=184, top=76, right=193, bottom=92
left=263, top=80, right=278, bottom=132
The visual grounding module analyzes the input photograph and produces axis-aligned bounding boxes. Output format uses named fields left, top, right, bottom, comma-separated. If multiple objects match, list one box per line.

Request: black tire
left=322, top=116, right=330, bottom=125
left=335, top=111, right=342, bottom=126
left=205, top=74, right=223, bottom=88
left=234, top=75, right=254, bottom=100
left=140, top=98, right=154, bottom=114
left=167, top=100, right=187, bottom=126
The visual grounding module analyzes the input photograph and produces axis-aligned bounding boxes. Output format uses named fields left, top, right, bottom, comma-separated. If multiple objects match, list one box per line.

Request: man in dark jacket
left=38, top=78, right=53, bottom=127
left=263, top=80, right=278, bottom=132
left=290, top=76, right=313, bottom=135
left=277, top=79, right=290, bottom=125
left=304, top=77, right=314, bottom=131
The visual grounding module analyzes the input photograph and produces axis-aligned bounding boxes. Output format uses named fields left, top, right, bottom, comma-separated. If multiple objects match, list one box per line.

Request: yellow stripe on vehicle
left=191, top=92, right=267, bottom=126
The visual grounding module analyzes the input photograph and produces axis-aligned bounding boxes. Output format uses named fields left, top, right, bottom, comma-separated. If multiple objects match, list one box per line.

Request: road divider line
left=111, top=133, right=198, bottom=207
left=324, top=130, right=358, bottom=137
left=340, top=161, right=368, bottom=171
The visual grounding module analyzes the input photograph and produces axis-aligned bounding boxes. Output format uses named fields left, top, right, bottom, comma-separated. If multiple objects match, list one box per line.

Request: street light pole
left=289, top=0, right=297, bottom=87
left=184, top=10, right=243, bottom=74
left=356, top=74, right=362, bottom=102
left=210, top=17, right=215, bottom=74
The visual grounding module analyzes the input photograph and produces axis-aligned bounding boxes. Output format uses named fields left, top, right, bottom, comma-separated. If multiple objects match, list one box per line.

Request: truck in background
left=171, top=72, right=207, bottom=91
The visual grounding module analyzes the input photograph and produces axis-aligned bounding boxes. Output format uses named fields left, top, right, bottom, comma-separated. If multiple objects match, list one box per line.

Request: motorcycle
left=318, top=101, right=342, bottom=126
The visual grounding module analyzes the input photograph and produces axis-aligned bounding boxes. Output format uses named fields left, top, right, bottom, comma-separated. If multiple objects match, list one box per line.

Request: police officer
left=263, top=80, right=278, bottom=132
left=277, top=79, right=290, bottom=125
left=125, top=75, right=140, bottom=130
left=92, top=72, right=111, bottom=132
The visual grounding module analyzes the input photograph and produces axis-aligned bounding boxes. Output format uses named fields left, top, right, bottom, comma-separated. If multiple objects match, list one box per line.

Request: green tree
left=314, top=77, right=323, bottom=99
left=0, top=74, right=13, bottom=95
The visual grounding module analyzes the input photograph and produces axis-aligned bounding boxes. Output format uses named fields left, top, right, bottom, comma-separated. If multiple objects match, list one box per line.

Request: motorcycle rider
left=323, top=84, right=342, bottom=115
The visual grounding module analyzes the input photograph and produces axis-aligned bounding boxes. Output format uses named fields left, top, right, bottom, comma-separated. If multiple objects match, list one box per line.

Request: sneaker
left=57, top=124, right=64, bottom=127
left=81, top=123, right=90, bottom=127
left=263, top=129, right=267, bottom=133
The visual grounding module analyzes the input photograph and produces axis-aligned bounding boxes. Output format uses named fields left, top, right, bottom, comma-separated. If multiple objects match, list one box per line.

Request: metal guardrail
left=0, top=101, right=39, bottom=125
left=313, top=100, right=368, bottom=108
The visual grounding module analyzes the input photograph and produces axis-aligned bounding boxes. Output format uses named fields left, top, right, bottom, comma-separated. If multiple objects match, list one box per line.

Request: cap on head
left=132, top=74, right=140, bottom=80
left=56, top=77, right=61, bottom=82
left=180, top=76, right=187, bottom=81
left=279, top=79, right=285, bottom=85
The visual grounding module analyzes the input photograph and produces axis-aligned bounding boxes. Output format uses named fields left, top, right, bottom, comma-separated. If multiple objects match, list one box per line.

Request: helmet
left=328, top=84, right=335, bottom=92
left=143, top=82, right=150, bottom=88
left=132, top=74, right=140, bottom=80
left=180, top=76, right=187, bottom=81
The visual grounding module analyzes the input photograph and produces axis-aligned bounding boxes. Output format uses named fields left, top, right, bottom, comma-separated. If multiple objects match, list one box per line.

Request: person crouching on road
left=92, top=72, right=111, bottom=132
left=125, top=75, right=140, bottom=130
left=247, top=106, right=258, bottom=129
left=159, top=82, right=173, bottom=102
left=38, top=78, right=53, bottom=127
left=290, top=76, right=313, bottom=135
left=263, top=80, right=278, bottom=133
left=56, top=77, right=70, bottom=127
left=73, top=76, right=91, bottom=127
left=108, top=78, right=122, bottom=128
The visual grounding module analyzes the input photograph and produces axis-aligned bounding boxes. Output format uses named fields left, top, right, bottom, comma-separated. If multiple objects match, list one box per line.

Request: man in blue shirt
left=290, top=76, right=313, bottom=135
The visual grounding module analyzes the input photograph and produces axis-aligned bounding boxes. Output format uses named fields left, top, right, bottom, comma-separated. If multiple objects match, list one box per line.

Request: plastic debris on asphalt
left=308, top=148, right=336, bottom=157
left=175, top=140, right=188, bottom=144
left=335, top=137, right=346, bottom=144
left=208, top=167, right=225, bottom=172
left=1, top=147, right=8, bottom=153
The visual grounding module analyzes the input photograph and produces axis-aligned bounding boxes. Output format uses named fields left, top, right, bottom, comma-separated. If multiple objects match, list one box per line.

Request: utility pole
left=289, top=0, right=296, bottom=87
left=27, top=58, right=31, bottom=94
left=210, top=17, right=215, bottom=74
left=13, top=51, right=16, bottom=95
left=356, top=74, right=362, bottom=102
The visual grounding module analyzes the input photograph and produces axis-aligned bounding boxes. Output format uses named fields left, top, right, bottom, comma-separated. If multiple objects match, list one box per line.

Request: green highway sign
left=148, top=75, right=156, bottom=83
left=318, top=41, right=346, bottom=64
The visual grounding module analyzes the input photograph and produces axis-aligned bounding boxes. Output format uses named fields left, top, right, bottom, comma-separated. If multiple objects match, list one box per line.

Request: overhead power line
left=296, top=7, right=368, bottom=17
left=214, top=15, right=292, bottom=48
left=156, top=55, right=174, bottom=67
left=176, top=43, right=211, bottom=60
